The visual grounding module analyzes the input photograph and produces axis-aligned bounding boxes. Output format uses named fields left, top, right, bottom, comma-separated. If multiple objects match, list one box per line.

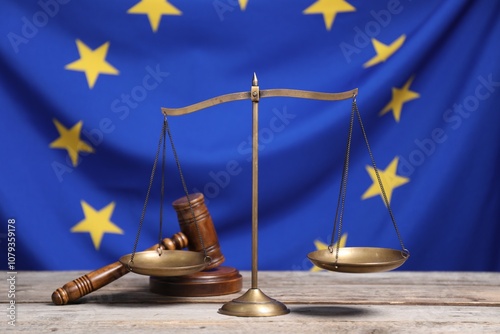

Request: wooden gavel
left=52, top=193, right=224, bottom=305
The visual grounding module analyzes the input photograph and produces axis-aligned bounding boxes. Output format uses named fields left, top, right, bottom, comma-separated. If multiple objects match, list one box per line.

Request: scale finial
left=252, top=72, right=258, bottom=86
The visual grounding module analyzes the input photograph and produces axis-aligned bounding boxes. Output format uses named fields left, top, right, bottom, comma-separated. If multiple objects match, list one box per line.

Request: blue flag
left=1, top=0, right=499, bottom=272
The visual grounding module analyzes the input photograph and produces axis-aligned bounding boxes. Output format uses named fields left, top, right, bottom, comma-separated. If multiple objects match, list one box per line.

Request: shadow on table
left=292, top=306, right=373, bottom=317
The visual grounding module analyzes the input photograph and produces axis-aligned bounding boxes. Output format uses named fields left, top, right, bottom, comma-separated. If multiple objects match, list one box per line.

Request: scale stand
left=162, top=73, right=358, bottom=317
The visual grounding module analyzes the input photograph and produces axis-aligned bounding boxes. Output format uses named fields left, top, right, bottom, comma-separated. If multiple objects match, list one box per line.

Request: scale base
left=149, top=266, right=242, bottom=297
left=218, top=288, right=290, bottom=317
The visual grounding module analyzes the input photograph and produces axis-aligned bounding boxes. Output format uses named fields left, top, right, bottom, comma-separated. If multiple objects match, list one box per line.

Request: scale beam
left=161, top=88, right=358, bottom=116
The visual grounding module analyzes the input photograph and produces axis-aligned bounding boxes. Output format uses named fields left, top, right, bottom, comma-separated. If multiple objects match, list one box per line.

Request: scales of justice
left=52, top=73, right=409, bottom=317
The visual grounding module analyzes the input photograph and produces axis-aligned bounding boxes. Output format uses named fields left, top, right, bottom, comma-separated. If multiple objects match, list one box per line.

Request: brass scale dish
left=119, top=73, right=410, bottom=317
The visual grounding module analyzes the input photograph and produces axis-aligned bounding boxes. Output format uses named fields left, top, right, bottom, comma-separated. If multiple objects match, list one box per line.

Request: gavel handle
left=51, top=233, right=188, bottom=305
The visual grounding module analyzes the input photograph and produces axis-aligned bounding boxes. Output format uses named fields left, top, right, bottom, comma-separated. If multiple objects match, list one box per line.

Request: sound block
left=149, top=266, right=242, bottom=297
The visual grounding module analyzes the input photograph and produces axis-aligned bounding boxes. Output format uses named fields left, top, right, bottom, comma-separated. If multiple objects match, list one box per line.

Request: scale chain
left=164, top=116, right=211, bottom=264
left=353, top=99, right=408, bottom=253
left=158, top=116, right=167, bottom=253
left=330, top=95, right=356, bottom=263
left=129, top=118, right=167, bottom=266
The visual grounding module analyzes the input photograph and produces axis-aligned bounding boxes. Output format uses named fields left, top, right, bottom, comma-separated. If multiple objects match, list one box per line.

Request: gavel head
left=172, top=193, right=225, bottom=270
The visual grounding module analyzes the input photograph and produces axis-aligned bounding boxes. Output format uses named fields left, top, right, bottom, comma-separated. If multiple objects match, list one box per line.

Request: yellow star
left=127, top=0, right=181, bottom=32
left=380, top=76, right=420, bottom=122
left=310, top=234, right=347, bottom=272
left=303, top=0, right=356, bottom=31
left=49, top=119, right=94, bottom=167
left=65, top=40, right=119, bottom=89
left=363, top=35, right=406, bottom=68
left=362, top=157, right=409, bottom=206
left=239, top=0, right=249, bottom=10
left=71, top=201, right=123, bottom=250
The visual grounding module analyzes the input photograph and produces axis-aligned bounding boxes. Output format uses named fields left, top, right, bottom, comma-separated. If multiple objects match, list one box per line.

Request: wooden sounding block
left=150, top=266, right=242, bottom=297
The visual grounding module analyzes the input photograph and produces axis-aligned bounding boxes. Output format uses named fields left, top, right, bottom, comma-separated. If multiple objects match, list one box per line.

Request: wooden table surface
left=2, top=270, right=499, bottom=333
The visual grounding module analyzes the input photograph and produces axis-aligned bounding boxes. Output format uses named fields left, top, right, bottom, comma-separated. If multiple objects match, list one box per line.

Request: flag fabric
left=1, top=0, right=499, bottom=272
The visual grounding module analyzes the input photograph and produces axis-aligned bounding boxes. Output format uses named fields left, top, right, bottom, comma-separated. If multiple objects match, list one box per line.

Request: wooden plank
left=9, top=271, right=500, bottom=306
left=9, top=303, right=500, bottom=333
left=3, top=271, right=500, bottom=333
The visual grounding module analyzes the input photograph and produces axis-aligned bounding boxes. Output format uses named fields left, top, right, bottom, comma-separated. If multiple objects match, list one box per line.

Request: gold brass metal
left=119, top=250, right=206, bottom=277
left=218, top=288, right=289, bottom=317
left=308, top=247, right=409, bottom=273
left=161, top=89, right=358, bottom=116
left=162, top=73, right=358, bottom=317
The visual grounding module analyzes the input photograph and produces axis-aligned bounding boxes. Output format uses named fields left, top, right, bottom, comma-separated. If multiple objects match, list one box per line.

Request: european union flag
left=1, top=0, right=499, bottom=272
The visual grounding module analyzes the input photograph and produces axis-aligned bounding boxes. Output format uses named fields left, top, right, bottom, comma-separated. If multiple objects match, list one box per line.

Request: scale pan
left=308, top=247, right=409, bottom=273
left=119, top=250, right=207, bottom=277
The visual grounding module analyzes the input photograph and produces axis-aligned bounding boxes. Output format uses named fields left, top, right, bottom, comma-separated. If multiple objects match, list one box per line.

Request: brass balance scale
left=118, top=73, right=410, bottom=317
